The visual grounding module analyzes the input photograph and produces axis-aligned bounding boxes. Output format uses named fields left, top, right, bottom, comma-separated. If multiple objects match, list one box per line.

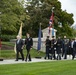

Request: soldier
left=44, top=36, right=51, bottom=59
left=72, top=38, right=76, bottom=60
left=50, top=36, right=56, bottom=60
left=63, top=36, right=68, bottom=59
left=71, top=39, right=74, bottom=58
left=56, top=37, right=62, bottom=60
left=68, top=39, right=72, bottom=57
left=25, top=33, right=33, bottom=62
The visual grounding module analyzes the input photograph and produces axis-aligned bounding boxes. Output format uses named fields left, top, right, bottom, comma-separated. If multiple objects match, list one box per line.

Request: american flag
left=48, top=12, right=54, bottom=34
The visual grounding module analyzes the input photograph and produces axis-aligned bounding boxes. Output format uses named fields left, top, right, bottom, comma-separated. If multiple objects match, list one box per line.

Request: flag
left=48, top=12, right=54, bottom=34
left=14, top=22, right=23, bottom=53
left=18, top=23, right=22, bottom=38
left=49, top=12, right=54, bottom=27
left=52, top=28, right=54, bottom=36
left=37, top=26, right=41, bottom=51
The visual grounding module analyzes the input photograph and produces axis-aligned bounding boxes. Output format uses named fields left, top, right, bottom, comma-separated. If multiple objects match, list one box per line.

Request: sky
left=58, top=0, right=76, bottom=25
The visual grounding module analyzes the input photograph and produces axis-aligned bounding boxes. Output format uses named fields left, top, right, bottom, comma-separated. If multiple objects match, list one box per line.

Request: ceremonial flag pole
left=48, top=7, right=55, bottom=37
left=14, top=22, right=23, bottom=54
left=51, top=7, right=55, bottom=37
left=35, top=23, right=42, bottom=59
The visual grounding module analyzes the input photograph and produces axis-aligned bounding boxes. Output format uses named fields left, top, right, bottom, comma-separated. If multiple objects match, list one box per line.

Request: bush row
left=1, top=35, right=26, bottom=41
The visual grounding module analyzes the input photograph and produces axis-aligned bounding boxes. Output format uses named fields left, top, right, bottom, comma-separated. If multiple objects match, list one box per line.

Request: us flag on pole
left=49, top=12, right=54, bottom=27
left=48, top=12, right=54, bottom=34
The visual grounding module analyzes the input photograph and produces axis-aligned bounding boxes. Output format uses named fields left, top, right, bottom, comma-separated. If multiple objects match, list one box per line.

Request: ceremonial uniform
left=72, top=40, right=76, bottom=60
left=50, top=38, right=56, bottom=60
left=63, top=38, right=68, bottom=59
left=56, top=38, right=62, bottom=60
left=67, top=40, right=72, bottom=55
left=44, top=37, right=51, bottom=59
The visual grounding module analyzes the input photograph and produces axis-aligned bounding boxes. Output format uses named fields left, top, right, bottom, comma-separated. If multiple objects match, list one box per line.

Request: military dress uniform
left=56, top=38, right=62, bottom=60
left=63, top=38, right=68, bottom=59
left=50, top=38, right=56, bottom=60
left=25, top=37, right=33, bottom=61
left=72, top=40, right=76, bottom=60
left=44, top=38, right=51, bottom=59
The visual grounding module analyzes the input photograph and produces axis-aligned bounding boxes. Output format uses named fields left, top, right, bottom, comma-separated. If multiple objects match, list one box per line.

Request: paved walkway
left=0, top=56, right=76, bottom=65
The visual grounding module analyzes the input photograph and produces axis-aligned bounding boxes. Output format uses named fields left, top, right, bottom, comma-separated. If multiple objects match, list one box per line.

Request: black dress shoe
left=22, top=59, right=24, bottom=61
left=44, top=57, right=46, bottom=59
left=25, top=60, right=27, bottom=62
left=28, top=60, right=31, bottom=62
left=15, top=60, right=18, bottom=61
left=72, top=57, right=74, bottom=60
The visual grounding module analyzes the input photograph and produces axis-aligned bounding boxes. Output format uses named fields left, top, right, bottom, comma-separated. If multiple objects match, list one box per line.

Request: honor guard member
left=63, top=36, right=68, bottom=59
left=68, top=39, right=72, bottom=57
left=72, top=38, right=76, bottom=60
left=44, top=36, right=51, bottom=59
left=15, top=35, right=24, bottom=61
left=25, top=33, right=33, bottom=62
left=56, top=37, right=62, bottom=60
left=50, top=36, right=56, bottom=60
left=71, top=39, right=74, bottom=58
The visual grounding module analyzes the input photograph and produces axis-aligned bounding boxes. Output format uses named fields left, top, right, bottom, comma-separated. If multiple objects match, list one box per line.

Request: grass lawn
left=0, top=49, right=45, bottom=59
left=0, top=60, right=76, bottom=75
left=2, top=42, right=14, bottom=46
left=0, top=41, right=45, bottom=59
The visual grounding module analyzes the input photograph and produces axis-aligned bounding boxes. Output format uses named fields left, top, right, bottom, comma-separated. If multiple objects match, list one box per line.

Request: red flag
left=48, top=12, right=54, bottom=34
left=49, top=12, right=54, bottom=27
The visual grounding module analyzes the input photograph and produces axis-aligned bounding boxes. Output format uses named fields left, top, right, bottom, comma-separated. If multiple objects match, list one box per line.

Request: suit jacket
left=16, top=39, right=24, bottom=51
left=73, top=41, right=76, bottom=49
left=25, top=37, right=33, bottom=50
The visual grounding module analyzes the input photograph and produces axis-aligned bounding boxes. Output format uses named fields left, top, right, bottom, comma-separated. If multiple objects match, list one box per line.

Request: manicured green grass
left=0, top=60, right=76, bottom=75
left=2, top=42, right=14, bottom=46
left=1, top=49, right=45, bottom=59
left=0, top=41, right=45, bottom=59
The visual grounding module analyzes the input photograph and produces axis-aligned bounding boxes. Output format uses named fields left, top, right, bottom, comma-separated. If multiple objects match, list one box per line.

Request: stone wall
left=33, top=38, right=46, bottom=52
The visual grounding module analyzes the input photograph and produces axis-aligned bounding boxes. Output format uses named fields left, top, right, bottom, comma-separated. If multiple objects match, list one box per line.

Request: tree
left=24, top=0, right=74, bottom=37
left=0, top=0, right=27, bottom=35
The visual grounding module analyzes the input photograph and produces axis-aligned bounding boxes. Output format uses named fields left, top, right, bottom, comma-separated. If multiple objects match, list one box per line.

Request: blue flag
left=37, top=26, right=41, bottom=51
left=52, top=28, right=54, bottom=36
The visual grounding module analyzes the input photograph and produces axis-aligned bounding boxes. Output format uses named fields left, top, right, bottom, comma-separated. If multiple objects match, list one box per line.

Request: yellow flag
left=14, top=22, right=23, bottom=53
left=18, top=22, right=22, bottom=38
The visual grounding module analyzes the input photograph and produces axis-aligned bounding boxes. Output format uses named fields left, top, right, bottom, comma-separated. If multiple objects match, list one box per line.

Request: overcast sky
left=59, top=0, right=76, bottom=25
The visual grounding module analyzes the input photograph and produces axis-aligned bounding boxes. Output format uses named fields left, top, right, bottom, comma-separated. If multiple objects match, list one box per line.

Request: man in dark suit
left=25, top=33, right=33, bottom=62
left=15, top=35, right=24, bottom=61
